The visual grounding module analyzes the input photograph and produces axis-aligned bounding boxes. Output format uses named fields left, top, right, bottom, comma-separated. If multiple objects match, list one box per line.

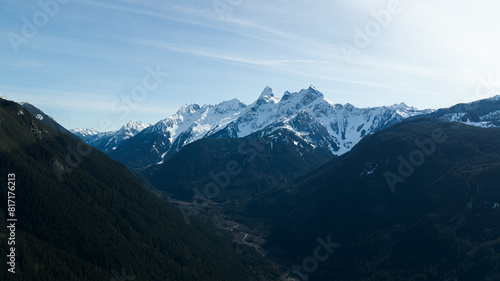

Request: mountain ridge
left=99, top=86, right=430, bottom=171
left=0, top=98, right=280, bottom=281
left=71, top=120, right=150, bottom=152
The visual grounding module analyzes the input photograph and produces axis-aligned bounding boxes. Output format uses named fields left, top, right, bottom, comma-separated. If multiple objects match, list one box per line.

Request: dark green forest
left=0, top=99, right=279, bottom=280
left=243, top=119, right=500, bottom=280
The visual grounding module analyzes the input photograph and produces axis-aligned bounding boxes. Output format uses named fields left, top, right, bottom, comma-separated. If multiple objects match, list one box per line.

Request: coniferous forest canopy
left=0, top=99, right=279, bottom=280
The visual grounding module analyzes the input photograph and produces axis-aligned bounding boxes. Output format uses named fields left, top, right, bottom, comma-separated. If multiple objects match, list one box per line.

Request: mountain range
left=74, top=86, right=432, bottom=172
left=70, top=120, right=149, bottom=152
left=73, top=87, right=500, bottom=176
left=6, top=87, right=500, bottom=281
left=419, top=95, right=500, bottom=127
left=71, top=87, right=500, bottom=204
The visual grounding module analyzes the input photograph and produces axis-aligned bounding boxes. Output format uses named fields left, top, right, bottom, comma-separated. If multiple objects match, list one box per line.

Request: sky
left=1, top=0, right=500, bottom=131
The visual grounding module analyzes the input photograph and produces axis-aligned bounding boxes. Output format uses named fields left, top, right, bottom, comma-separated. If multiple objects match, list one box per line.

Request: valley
left=3, top=87, right=500, bottom=280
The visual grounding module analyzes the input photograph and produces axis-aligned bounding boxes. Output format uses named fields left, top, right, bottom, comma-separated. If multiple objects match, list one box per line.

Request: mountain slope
left=106, top=86, right=427, bottom=171
left=419, top=95, right=500, bottom=128
left=71, top=120, right=149, bottom=152
left=146, top=125, right=335, bottom=202
left=21, top=102, right=74, bottom=136
left=0, top=99, right=279, bottom=281
left=244, top=119, right=500, bottom=281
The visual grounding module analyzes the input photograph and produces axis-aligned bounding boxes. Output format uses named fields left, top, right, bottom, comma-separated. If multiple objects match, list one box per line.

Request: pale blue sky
left=1, top=0, right=500, bottom=130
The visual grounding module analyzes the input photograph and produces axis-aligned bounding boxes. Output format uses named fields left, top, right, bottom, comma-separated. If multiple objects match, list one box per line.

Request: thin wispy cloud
left=74, top=0, right=232, bottom=36
left=1, top=0, right=500, bottom=130
left=8, top=61, right=43, bottom=68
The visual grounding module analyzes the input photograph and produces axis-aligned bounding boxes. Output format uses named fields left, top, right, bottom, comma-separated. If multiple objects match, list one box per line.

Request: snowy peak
left=298, top=85, right=324, bottom=100
left=256, top=86, right=279, bottom=106
left=72, top=121, right=149, bottom=140
left=260, top=86, right=273, bottom=98
left=278, top=85, right=324, bottom=108
left=71, top=128, right=100, bottom=138
left=122, top=120, right=149, bottom=132
left=281, top=91, right=293, bottom=101
left=214, top=98, right=246, bottom=114
left=71, top=120, right=150, bottom=151
left=115, top=120, right=149, bottom=140
left=389, top=102, right=418, bottom=111
left=390, top=102, right=408, bottom=109
left=176, top=103, right=202, bottom=117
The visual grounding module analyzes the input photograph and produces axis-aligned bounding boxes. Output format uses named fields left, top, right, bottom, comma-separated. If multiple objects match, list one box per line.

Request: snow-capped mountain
left=71, top=120, right=150, bottom=152
left=109, top=120, right=150, bottom=143
left=208, top=85, right=429, bottom=155
left=106, top=86, right=430, bottom=170
left=146, top=98, right=246, bottom=161
left=71, top=128, right=101, bottom=139
left=422, top=95, right=500, bottom=128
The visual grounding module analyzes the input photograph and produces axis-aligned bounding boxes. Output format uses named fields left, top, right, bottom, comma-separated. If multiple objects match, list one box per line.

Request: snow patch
left=359, top=162, right=377, bottom=177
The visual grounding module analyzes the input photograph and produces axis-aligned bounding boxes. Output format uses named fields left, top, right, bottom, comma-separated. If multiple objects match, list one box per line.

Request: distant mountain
left=71, top=120, right=149, bottom=152
left=106, top=86, right=429, bottom=171
left=418, top=95, right=500, bottom=128
left=70, top=127, right=100, bottom=139
left=243, top=119, right=500, bottom=281
left=107, top=98, right=246, bottom=170
left=0, top=99, right=279, bottom=281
